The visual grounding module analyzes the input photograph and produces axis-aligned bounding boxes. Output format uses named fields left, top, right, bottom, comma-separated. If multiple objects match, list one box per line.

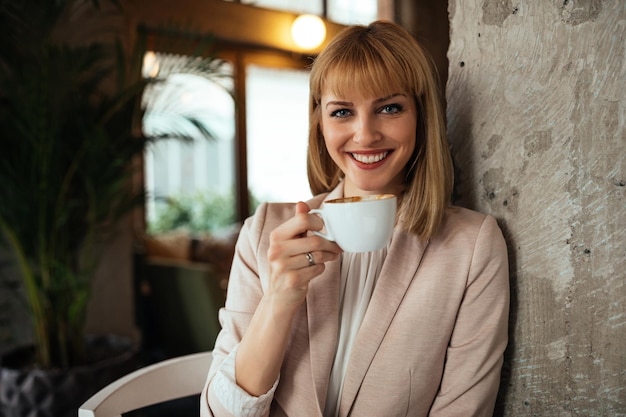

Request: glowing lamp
left=291, top=14, right=326, bottom=50
left=142, top=51, right=160, bottom=78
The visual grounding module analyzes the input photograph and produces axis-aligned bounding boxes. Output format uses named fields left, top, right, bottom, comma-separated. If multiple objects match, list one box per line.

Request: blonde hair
left=307, top=20, right=454, bottom=240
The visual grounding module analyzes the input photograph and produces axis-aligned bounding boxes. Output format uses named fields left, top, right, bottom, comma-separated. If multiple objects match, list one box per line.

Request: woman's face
left=320, top=88, right=417, bottom=197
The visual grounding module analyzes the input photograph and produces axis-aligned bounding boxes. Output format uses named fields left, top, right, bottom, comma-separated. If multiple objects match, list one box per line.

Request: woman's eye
left=380, top=104, right=403, bottom=114
left=330, top=109, right=351, bottom=118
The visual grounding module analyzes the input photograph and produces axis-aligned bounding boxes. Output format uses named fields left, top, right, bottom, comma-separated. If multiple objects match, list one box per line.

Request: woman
left=201, top=20, right=509, bottom=417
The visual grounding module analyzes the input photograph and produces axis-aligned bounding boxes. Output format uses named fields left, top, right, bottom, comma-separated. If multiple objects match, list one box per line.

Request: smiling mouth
left=350, top=151, right=389, bottom=164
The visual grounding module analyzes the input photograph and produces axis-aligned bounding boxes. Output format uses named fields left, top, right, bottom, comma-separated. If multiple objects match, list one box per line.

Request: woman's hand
left=266, top=201, right=342, bottom=313
left=235, top=201, right=342, bottom=396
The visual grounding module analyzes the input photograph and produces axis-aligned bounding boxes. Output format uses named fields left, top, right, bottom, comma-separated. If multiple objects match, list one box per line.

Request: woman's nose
left=352, top=115, right=382, bottom=146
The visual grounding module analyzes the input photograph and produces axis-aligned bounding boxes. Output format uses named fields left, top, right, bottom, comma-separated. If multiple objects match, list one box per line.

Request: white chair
left=78, top=351, right=212, bottom=417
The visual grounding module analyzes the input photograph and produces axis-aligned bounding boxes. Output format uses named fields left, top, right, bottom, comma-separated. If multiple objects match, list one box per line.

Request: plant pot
left=0, top=335, right=138, bottom=417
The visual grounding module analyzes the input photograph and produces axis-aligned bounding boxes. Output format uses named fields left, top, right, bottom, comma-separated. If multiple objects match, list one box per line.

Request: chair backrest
left=78, top=351, right=212, bottom=417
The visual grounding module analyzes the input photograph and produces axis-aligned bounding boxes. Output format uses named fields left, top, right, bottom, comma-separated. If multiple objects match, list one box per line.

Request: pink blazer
left=202, top=187, right=510, bottom=417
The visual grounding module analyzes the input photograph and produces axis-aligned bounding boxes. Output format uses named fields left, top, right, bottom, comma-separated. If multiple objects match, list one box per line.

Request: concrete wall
left=446, top=0, right=625, bottom=415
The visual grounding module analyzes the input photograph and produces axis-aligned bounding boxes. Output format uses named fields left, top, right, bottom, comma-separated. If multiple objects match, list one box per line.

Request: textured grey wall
left=447, top=0, right=625, bottom=415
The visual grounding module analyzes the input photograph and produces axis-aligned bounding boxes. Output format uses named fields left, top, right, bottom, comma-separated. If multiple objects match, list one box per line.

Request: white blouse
left=211, top=248, right=387, bottom=417
left=323, top=248, right=386, bottom=417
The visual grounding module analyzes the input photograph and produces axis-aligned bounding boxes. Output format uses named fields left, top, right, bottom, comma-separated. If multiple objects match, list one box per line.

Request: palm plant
left=0, top=0, right=226, bottom=368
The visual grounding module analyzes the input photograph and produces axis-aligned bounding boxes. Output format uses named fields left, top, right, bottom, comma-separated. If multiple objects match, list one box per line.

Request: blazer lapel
left=306, top=257, right=341, bottom=414
left=305, top=186, right=344, bottom=414
left=339, top=228, right=429, bottom=416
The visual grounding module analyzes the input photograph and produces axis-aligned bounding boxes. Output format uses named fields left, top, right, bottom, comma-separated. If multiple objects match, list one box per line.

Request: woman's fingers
left=269, top=232, right=340, bottom=269
left=268, top=237, right=323, bottom=278
left=270, top=210, right=323, bottom=244
left=269, top=205, right=340, bottom=264
left=265, top=201, right=343, bottom=308
left=295, top=201, right=309, bottom=215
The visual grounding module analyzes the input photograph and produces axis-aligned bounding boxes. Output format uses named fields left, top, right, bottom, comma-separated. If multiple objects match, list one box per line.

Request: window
left=142, top=53, right=238, bottom=234
left=238, top=0, right=322, bottom=15
left=327, top=0, right=379, bottom=24
left=246, top=65, right=312, bottom=203
left=226, top=0, right=385, bottom=25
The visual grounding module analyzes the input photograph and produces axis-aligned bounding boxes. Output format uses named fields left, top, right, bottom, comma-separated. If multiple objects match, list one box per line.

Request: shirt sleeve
left=208, top=344, right=279, bottom=417
left=429, top=215, right=510, bottom=417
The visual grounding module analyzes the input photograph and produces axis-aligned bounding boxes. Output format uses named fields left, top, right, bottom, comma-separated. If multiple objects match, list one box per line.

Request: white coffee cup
left=309, top=194, right=397, bottom=253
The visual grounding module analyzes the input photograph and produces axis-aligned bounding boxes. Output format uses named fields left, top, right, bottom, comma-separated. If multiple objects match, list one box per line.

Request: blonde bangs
left=321, top=55, right=406, bottom=101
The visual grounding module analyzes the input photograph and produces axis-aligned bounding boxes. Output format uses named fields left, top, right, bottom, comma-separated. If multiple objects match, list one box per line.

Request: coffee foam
left=326, top=194, right=395, bottom=204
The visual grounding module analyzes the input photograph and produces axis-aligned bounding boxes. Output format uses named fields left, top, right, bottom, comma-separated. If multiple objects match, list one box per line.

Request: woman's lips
left=349, top=151, right=391, bottom=169
left=350, top=151, right=389, bottom=164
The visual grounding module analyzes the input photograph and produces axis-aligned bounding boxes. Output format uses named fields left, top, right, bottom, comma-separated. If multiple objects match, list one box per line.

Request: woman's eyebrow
left=325, top=100, right=352, bottom=109
left=324, top=93, right=407, bottom=109
left=374, top=93, right=406, bottom=104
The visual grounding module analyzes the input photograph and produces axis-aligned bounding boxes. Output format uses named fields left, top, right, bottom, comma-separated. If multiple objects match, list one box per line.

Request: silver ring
left=305, top=252, right=315, bottom=267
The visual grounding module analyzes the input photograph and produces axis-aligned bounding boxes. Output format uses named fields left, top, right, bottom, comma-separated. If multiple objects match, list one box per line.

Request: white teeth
left=351, top=151, right=388, bottom=164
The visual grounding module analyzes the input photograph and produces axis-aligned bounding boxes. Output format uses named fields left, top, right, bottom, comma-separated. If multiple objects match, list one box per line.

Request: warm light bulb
left=142, top=51, right=160, bottom=78
left=291, top=14, right=326, bottom=50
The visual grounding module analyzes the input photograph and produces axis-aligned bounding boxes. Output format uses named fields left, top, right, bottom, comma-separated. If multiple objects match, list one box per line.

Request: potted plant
left=0, top=0, right=225, bottom=415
